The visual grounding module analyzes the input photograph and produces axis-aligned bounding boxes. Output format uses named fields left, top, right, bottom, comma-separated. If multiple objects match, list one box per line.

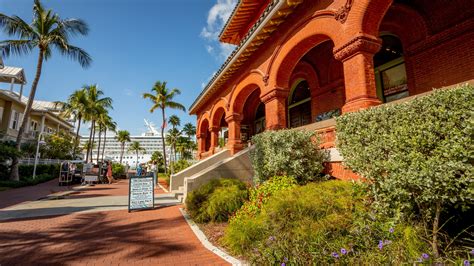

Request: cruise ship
left=80, top=119, right=169, bottom=167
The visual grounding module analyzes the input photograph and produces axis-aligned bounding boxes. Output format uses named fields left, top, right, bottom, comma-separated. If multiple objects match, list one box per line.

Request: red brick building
left=190, top=0, right=474, bottom=179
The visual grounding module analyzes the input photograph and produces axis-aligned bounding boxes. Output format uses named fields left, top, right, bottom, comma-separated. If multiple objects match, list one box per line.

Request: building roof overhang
left=0, top=66, right=27, bottom=84
left=190, top=0, right=304, bottom=115
left=219, top=0, right=270, bottom=45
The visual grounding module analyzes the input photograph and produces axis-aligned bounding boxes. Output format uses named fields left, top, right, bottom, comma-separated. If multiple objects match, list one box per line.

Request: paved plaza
left=0, top=179, right=228, bottom=265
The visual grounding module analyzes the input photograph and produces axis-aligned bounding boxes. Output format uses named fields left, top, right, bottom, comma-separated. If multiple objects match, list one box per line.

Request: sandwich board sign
left=128, top=175, right=154, bottom=212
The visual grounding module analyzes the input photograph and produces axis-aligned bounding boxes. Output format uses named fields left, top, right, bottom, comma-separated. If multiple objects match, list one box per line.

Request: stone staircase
left=171, top=147, right=254, bottom=203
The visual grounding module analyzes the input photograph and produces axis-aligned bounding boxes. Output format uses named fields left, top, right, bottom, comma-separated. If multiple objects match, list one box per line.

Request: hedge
left=336, top=84, right=474, bottom=256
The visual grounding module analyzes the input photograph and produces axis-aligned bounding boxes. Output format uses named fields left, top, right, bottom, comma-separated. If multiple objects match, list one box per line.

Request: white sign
left=129, top=176, right=154, bottom=211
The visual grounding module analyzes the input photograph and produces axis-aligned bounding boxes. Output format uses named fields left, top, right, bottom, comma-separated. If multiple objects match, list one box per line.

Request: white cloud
left=201, top=0, right=237, bottom=61
left=123, top=89, right=134, bottom=96
left=201, top=71, right=217, bottom=88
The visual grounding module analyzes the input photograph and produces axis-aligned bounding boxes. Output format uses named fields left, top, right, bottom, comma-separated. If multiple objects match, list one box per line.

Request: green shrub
left=112, top=163, right=125, bottom=178
left=18, top=164, right=59, bottom=178
left=0, top=173, right=56, bottom=188
left=336, top=84, right=474, bottom=256
left=185, top=178, right=248, bottom=223
left=206, top=185, right=248, bottom=222
left=250, top=129, right=327, bottom=184
left=170, top=159, right=192, bottom=173
left=223, top=180, right=427, bottom=264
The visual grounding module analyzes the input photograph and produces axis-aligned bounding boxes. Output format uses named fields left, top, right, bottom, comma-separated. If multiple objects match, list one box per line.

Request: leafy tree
left=0, top=0, right=92, bottom=180
left=128, top=141, right=145, bottom=169
left=0, top=141, right=21, bottom=163
left=143, top=81, right=185, bottom=171
left=116, top=130, right=130, bottom=164
left=150, top=151, right=164, bottom=170
left=101, top=116, right=116, bottom=162
left=42, top=130, right=74, bottom=159
left=166, top=127, right=181, bottom=173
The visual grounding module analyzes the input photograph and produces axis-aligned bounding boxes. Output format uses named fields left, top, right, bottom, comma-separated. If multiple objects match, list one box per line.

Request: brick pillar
left=209, top=126, right=220, bottom=154
left=261, top=88, right=289, bottom=130
left=334, top=35, right=382, bottom=113
left=225, top=113, right=243, bottom=155
left=196, top=133, right=205, bottom=159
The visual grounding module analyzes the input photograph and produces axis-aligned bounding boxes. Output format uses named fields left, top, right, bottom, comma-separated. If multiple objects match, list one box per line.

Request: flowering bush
left=250, top=129, right=327, bottom=184
left=185, top=178, right=248, bottom=223
left=336, top=84, right=474, bottom=256
left=222, top=180, right=429, bottom=264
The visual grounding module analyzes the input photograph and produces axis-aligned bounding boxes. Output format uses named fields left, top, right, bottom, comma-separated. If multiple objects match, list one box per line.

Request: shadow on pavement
left=0, top=207, right=191, bottom=264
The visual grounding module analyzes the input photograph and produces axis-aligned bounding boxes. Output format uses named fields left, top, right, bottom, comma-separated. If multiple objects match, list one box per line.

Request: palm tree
left=182, top=122, right=196, bottom=158
left=101, top=117, right=116, bottom=162
left=168, top=115, right=181, bottom=130
left=0, top=0, right=92, bottom=180
left=128, top=141, right=145, bottom=169
left=83, top=85, right=112, bottom=163
left=95, top=109, right=111, bottom=163
left=182, top=123, right=196, bottom=140
left=143, top=81, right=185, bottom=171
left=116, top=130, right=131, bottom=164
left=59, top=89, right=88, bottom=159
left=166, top=128, right=181, bottom=174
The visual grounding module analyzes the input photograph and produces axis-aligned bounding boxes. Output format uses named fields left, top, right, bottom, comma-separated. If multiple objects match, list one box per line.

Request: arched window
left=374, top=34, right=409, bottom=102
left=288, top=80, right=312, bottom=128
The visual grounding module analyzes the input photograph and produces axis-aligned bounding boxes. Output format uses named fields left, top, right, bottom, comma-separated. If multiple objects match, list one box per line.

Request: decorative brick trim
left=334, top=0, right=353, bottom=23
left=333, top=35, right=381, bottom=61
left=260, top=88, right=289, bottom=103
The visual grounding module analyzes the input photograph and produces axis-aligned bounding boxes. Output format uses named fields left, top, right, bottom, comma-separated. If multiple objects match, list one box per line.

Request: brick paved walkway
left=0, top=178, right=71, bottom=209
left=0, top=206, right=228, bottom=265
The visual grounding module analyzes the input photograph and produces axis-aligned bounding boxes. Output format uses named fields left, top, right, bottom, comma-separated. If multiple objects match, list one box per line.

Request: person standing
left=151, top=162, right=157, bottom=185
left=136, top=164, right=142, bottom=176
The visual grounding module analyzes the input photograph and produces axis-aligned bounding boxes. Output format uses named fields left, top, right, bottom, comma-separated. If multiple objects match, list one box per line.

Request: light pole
left=32, top=132, right=47, bottom=179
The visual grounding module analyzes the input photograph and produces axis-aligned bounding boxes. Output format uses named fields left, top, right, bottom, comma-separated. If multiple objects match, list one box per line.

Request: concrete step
left=171, top=189, right=184, bottom=202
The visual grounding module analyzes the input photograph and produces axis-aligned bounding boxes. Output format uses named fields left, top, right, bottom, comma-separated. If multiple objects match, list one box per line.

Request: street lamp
left=32, top=132, right=47, bottom=179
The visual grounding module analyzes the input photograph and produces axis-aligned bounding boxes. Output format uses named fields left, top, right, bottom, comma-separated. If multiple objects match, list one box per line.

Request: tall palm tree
left=83, top=85, right=112, bottom=163
left=0, top=0, right=92, bottom=180
left=116, top=130, right=130, bottom=164
left=128, top=141, right=145, bottom=169
left=95, top=108, right=110, bottom=163
left=59, top=89, right=88, bottom=159
left=166, top=128, right=181, bottom=174
left=168, top=115, right=181, bottom=130
left=101, top=117, right=116, bottom=162
left=143, top=81, right=185, bottom=171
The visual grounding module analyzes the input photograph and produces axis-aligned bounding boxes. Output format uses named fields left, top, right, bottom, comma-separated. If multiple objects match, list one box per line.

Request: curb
left=179, top=208, right=244, bottom=265
left=157, top=182, right=169, bottom=193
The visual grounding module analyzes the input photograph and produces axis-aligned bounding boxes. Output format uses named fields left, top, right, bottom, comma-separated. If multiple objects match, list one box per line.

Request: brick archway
left=266, top=16, right=346, bottom=92
left=229, top=72, right=265, bottom=115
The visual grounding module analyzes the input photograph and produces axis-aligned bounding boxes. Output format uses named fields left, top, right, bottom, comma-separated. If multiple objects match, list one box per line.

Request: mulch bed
left=197, top=222, right=228, bottom=248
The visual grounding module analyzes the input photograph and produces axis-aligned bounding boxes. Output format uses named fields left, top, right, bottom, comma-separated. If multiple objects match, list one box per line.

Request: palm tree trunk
left=90, top=121, right=96, bottom=162
left=161, top=107, right=168, bottom=171
left=86, top=121, right=93, bottom=163
left=96, top=125, right=102, bottom=163
left=120, top=142, right=124, bottom=164
left=73, top=115, right=82, bottom=159
left=10, top=50, right=44, bottom=181
left=101, top=130, right=107, bottom=162
left=136, top=150, right=138, bottom=169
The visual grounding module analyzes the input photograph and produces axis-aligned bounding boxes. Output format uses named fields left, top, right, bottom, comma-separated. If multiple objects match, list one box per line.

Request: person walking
left=106, top=161, right=113, bottom=184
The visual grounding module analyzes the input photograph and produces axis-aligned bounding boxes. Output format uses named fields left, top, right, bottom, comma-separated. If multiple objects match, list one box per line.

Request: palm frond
left=0, top=40, right=35, bottom=57
left=54, top=43, right=92, bottom=68
left=166, top=101, right=186, bottom=111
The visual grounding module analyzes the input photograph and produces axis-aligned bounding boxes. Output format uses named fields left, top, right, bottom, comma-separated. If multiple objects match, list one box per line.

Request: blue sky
left=0, top=0, right=237, bottom=135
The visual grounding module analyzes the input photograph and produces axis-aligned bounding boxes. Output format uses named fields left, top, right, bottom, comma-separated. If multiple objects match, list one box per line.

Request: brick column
left=261, top=88, right=289, bottom=130
left=225, top=113, right=243, bottom=155
left=196, top=133, right=205, bottom=159
left=209, top=126, right=220, bottom=154
left=334, top=35, right=382, bottom=113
